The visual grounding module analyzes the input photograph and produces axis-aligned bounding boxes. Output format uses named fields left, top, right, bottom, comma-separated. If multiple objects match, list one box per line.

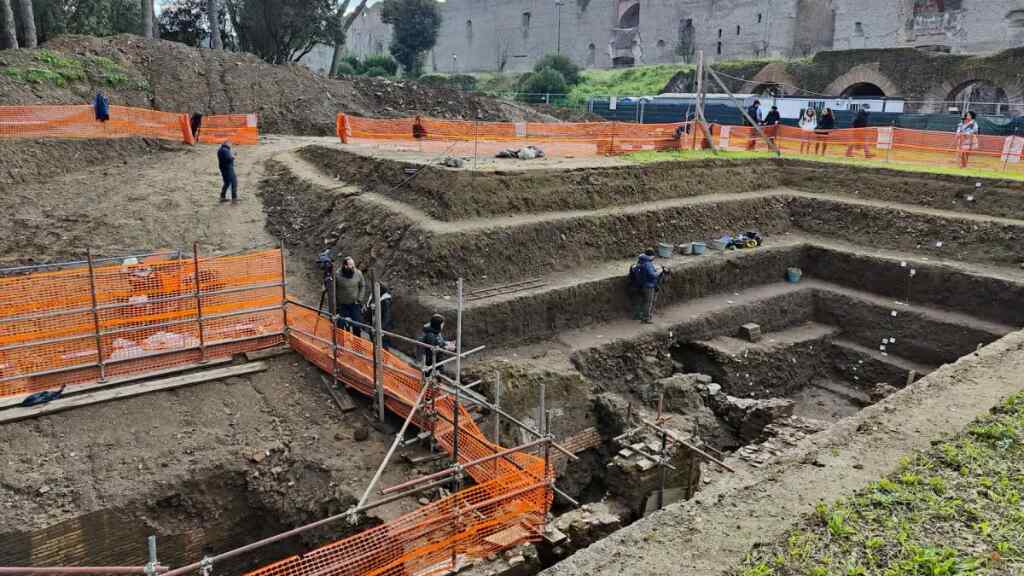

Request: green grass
left=0, top=49, right=145, bottom=90
left=737, top=393, right=1024, bottom=575
left=568, top=64, right=689, bottom=104
left=624, top=149, right=1024, bottom=182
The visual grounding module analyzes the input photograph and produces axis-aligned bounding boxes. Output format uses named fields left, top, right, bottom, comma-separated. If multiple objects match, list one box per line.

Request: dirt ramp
left=0, top=137, right=181, bottom=186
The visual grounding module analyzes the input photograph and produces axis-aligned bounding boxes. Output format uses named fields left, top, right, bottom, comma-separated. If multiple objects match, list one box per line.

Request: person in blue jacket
left=628, top=249, right=662, bottom=323
left=93, top=91, right=109, bottom=122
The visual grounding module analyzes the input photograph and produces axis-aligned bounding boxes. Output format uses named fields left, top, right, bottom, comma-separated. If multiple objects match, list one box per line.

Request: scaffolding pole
left=705, top=65, right=780, bottom=156
left=373, top=281, right=385, bottom=422
left=85, top=250, right=107, bottom=382
left=357, top=380, right=433, bottom=509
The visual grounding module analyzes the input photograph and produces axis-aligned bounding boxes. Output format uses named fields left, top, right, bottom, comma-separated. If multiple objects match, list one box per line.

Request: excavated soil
left=0, top=35, right=555, bottom=136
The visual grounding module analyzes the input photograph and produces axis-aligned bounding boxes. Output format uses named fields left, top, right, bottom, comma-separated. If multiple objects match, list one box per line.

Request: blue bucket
left=657, top=242, right=674, bottom=258
left=786, top=267, right=802, bottom=283
left=691, top=242, right=706, bottom=255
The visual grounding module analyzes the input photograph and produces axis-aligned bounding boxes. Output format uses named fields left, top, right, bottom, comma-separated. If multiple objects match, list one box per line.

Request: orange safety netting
left=337, top=113, right=687, bottom=158
left=0, top=105, right=193, bottom=143
left=0, top=105, right=260, bottom=145
left=714, top=124, right=1024, bottom=174
left=247, top=303, right=551, bottom=576
left=0, top=249, right=286, bottom=398
left=197, top=114, right=260, bottom=145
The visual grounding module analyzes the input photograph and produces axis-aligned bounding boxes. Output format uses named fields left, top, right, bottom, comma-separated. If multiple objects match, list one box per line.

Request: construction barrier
left=248, top=303, right=552, bottom=576
left=197, top=114, right=260, bottom=145
left=0, top=105, right=259, bottom=145
left=716, top=123, right=1024, bottom=174
left=336, top=113, right=1024, bottom=174
left=0, top=249, right=286, bottom=399
left=337, top=113, right=687, bottom=158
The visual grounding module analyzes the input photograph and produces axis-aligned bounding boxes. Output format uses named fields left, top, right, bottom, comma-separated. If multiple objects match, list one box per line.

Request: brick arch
left=918, top=67, right=1024, bottom=113
left=824, top=64, right=902, bottom=98
left=752, top=63, right=798, bottom=95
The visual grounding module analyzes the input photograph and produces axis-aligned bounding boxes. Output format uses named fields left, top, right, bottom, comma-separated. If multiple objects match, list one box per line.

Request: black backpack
left=628, top=263, right=643, bottom=288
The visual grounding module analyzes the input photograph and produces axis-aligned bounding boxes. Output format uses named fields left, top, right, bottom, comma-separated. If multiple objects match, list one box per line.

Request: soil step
left=831, top=338, right=939, bottom=381
left=694, top=321, right=838, bottom=356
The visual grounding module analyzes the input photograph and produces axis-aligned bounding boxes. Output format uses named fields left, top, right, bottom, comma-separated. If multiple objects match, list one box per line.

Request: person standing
left=632, top=249, right=661, bottom=324
left=763, top=105, right=780, bottom=126
left=190, top=112, right=203, bottom=142
left=815, top=107, right=835, bottom=156
left=745, top=99, right=763, bottom=150
left=334, top=257, right=366, bottom=336
left=846, top=105, right=874, bottom=158
left=955, top=111, right=979, bottom=168
left=93, top=91, right=110, bottom=122
left=799, top=108, right=817, bottom=155
left=417, top=313, right=454, bottom=374
left=217, top=141, right=238, bottom=202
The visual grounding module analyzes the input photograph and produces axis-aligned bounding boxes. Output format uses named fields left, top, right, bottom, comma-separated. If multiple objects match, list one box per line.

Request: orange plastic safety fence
left=254, top=303, right=552, bottom=576
left=713, top=123, right=1024, bottom=174
left=0, top=249, right=285, bottom=398
left=337, top=113, right=688, bottom=157
left=0, top=106, right=261, bottom=145
left=0, top=105, right=193, bottom=143
left=197, top=114, right=260, bottom=145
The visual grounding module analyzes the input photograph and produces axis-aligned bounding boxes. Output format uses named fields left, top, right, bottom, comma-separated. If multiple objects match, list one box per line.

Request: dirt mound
left=0, top=137, right=182, bottom=186
left=0, top=35, right=555, bottom=135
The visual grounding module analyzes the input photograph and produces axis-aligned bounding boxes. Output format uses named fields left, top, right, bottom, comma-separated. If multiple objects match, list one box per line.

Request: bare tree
left=329, top=0, right=369, bottom=76
left=1, top=0, right=17, bottom=48
left=141, top=0, right=153, bottom=38
left=16, top=0, right=35, bottom=47
left=208, top=0, right=221, bottom=48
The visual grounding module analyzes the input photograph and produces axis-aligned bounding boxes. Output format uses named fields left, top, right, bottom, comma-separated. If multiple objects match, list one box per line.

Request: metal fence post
left=86, top=250, right=106, bottom=382
left=278, top=239, right=289, bottom=340
left=191, top=243, right=208, bottom=363
left=373, top=281, right=385, bottom=422
left=330, top=271, right=339, bottom=389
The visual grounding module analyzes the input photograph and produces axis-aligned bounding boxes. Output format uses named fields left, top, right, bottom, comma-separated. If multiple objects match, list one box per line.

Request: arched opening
left=947, top=79, right=1009, bottom=115
left=618, top=3, right=639, bottom=29
left=677, top=18, right=694, bottom=61
left=656, top=38, right=666, bottom=57
left=587, top=43, right=596, bottom=66
left=466, top=19, right=473, bottom=43
left=841, top=82, right=886, bottom=98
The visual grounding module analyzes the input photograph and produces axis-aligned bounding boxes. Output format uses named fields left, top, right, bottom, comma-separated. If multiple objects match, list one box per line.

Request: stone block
left=740, top=323, right=763, bottom=343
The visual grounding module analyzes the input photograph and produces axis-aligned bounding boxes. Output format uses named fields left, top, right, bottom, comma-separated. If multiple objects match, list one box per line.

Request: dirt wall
left=0, top=137, right=181, bottom=186
left=299, top=146, right=790, bottom=221
left=812, top=290, right=1003, bottom=366
left=802, top=246, right=1024, bottom=327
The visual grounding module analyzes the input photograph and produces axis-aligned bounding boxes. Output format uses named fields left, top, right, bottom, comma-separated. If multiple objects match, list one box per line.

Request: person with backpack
left=417, top=313, right=454, bottom=375
left=846, top=105, right=874, bottom=158
left=628, top=249, right=662, bottom=324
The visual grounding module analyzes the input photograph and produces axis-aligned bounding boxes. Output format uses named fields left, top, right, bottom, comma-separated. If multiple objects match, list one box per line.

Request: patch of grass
left=737, top=393, right=1024, bottom=575
left=624, top=149, right=1024, bottom=182
left=568, top=64, right=688, bottom=104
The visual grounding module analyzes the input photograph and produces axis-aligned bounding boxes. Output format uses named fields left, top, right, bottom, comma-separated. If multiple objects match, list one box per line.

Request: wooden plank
left=0, top=357, right=233, bottom=410
left=244, top=345, right=293, bottom=362
left=0, top=362, right=268, bottom=424
left=320, top=375, right=357, bottom=412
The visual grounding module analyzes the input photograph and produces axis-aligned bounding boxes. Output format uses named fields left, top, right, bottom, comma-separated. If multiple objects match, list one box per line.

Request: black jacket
left=763, top=110, right=780, bottom=125
left=217, top=144, right=235, bottom=173
left=853, top=110, right=869, bottom=129
left=817, top=114, right=835, bottom=130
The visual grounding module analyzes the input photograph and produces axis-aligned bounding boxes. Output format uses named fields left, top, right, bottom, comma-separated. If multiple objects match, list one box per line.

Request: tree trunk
left=151, top=0, right=158, bottom=38
left=207, top=0, right=221, bottom=48
left=329, top=0, right=369, bottom=77
left=141, top=0, right=152, bottom=38
left=16, top=0, right=34, bottom=47
left=0, top=0, right=18, bottom=49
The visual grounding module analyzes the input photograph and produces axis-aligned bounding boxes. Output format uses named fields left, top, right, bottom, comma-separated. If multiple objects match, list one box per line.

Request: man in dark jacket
left=763, top=106, right=780, bottom=125
left=746, top=100, right=762, bottom=150
left=417, top=314, right=454, bottom=374
left=846, top=105, right=874, bottom=158
left=93, top=91, right=110, bottom=122
left=334, top=256, right=366, bottom=336
left=218, top=142, right=238, bottom=202
left=190, top=113, right=203, bottom=142
left=630, top=249, right=661, bottom=323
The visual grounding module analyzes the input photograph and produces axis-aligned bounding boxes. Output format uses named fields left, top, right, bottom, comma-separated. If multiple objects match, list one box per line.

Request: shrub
left=335, top=62, right=356, bottom=76
left=447, top=74, right=478, bottom=91
left=364, top=66, right=390, bottom=77
left=417, top=73, right=447, bottom=86
left=363, top=54, right=398, bottom=76
left=519, top=67, right=568, bottom=100
left=341, top=55, right=363, bottom=74
left=533, top=54, right=581, bottom=86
